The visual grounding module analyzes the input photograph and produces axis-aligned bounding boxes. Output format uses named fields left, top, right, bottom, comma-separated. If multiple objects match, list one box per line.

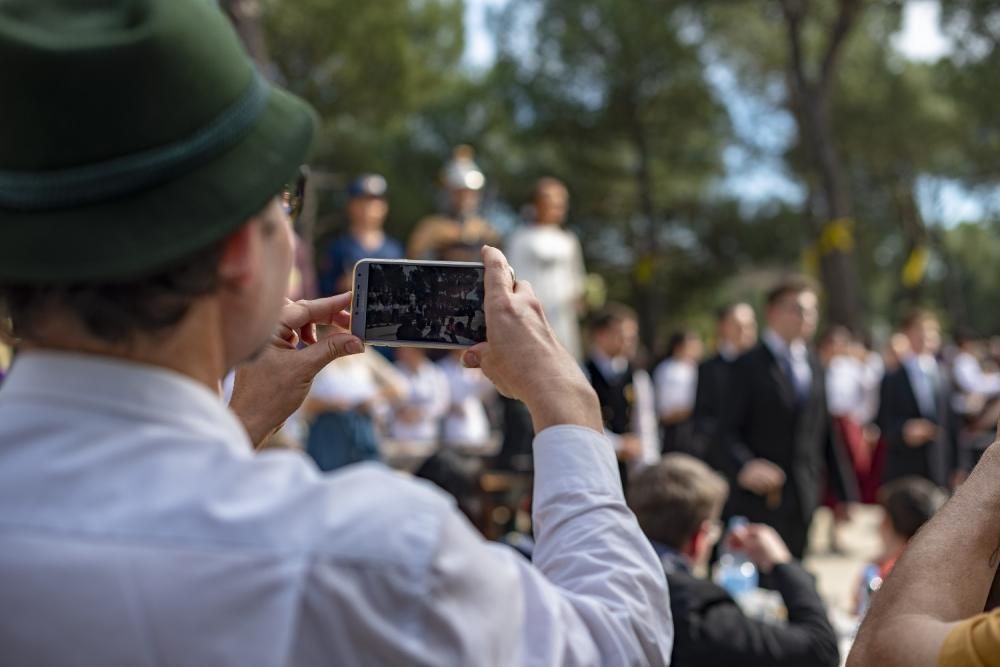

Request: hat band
left=0, top=72, right=270, bottom=211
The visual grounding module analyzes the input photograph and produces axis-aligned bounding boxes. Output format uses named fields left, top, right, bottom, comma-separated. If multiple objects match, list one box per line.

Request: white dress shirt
left=0, top=352, right=671, bottom=666
left=652, top=359, right=698, bottom=418
left=438, top=355, right=494, bottom=448
left=826, top=354, right=864, bottom=419
left=390, top=359, right=450, bottom=443
left=505, top=224, right=587, bottom=359
left=764, top=329, right=813, bottom=397
left=904, top=353, right=940, bottom=419
left=953, top=351, right=1000, bottom=397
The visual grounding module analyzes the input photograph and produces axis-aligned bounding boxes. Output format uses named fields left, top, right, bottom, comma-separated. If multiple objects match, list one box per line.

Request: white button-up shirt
left=0, top=352, right=671, bottom=666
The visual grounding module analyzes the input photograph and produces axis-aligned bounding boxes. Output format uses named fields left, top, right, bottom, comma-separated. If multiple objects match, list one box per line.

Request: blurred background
left=223, top=0, right=1000, bottom=349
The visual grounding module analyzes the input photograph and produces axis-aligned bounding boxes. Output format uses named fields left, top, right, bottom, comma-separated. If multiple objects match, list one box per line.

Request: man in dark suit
left=690, top=302, right=758, bottom=461
left=716, top=278, right=850, bottom=559
left=629, top=454, right=839, bottom=667
left=583, top=304, right=659, bottom=483
left=877, top=310, right=955, bottom=488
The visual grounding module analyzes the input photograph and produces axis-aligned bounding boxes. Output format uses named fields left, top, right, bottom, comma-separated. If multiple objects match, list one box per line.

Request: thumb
left=462, top=342, right=489, bottom=369
left=300, top=331, right=365, bottom=374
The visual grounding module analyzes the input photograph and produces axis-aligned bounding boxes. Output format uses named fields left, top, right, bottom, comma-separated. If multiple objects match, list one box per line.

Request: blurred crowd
left=255, top=145, right=1000, bottom=665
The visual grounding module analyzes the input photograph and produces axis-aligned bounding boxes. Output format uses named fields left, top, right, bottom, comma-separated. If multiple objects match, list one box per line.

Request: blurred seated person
left=584, top=305, right=660, bottom=482
left=653, top=330, right=704, bottom=455
left=848, top=437, right=1000, bottom=667
left=629, top=454, right=839, bottom=667
left=856, top=476, right=946, bottom=615
left=439, top=350, right=495, bottom=451
left=389, top=347, right=450, bottom=445
left=407, top=146, right=499, bottom=262
left=317, top=174, right=402, bottom=296
left=303, top=347, right=406, bottom=471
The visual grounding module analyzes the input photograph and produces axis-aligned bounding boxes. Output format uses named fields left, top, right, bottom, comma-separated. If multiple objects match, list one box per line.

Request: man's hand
left=903, top=418, right=938, bottom=447
left=619, top=434, right=643, bottom=463
left=738, top=459, right=786, bottom=495
left=729, top=523, right=793, bottom=574
left=229, top=294, right=364, bottom=447
left=462, top=246, right=602, bottom=434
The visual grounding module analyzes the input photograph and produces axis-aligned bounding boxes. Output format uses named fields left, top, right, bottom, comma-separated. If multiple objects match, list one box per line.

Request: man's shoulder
left=666, top=569, right=734, bottom=614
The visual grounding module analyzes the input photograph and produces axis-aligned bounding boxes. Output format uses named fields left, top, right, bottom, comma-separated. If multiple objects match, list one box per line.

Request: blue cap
left=348, top=173, right=387, bottom=199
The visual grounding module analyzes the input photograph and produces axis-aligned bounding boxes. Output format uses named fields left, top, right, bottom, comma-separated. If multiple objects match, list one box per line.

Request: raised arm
left=848, top=436, right=1000, bottom=667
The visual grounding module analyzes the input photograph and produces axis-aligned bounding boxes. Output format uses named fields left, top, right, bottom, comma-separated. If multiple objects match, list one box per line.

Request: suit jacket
left=877, top=363, right=955, bottom=487
left=667, top=562, right=839, bottom=667
left=689, top=353, right=736, bottom=461
left=716, top=343, right=855, bottom=526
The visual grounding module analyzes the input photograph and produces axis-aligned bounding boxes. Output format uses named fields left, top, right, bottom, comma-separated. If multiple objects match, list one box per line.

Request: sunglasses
left=281, top=166, right=309, bottom=225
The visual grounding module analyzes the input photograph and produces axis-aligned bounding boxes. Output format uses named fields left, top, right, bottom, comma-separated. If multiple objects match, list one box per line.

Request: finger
left=513, top=279, right=535, bottom=297
left=481, top=245, right=515, bottom=298
left=331, top=309, right=352, bottom=330
left=462, top=343, right=488, bottom=369
left=300, top=331, right=365, bottom=373
left=281, top=293, right=354, bottom=331
left=301, top=323, right=318, bottom=346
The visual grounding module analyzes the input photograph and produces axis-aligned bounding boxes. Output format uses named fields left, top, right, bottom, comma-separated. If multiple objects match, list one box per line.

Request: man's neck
left=24, top=304, right=228, bottom=393
left=350, top=226, right=385, bottom=247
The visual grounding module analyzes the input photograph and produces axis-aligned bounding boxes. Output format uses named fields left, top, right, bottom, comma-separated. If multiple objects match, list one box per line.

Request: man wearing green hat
left=0, top=1, right=671, bottom=664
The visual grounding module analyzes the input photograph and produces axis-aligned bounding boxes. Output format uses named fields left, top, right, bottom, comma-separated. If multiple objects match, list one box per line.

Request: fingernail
left=462, top=351, right=479, bottom=367
left=346, top=339, right=364, bottom=354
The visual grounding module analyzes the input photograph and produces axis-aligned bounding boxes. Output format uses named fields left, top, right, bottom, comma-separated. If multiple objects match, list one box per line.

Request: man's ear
left=218, top=222, right=258, bottom=289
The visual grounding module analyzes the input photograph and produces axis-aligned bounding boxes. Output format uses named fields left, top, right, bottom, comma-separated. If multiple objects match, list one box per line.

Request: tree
left=499, top=0, right=730, bottom=345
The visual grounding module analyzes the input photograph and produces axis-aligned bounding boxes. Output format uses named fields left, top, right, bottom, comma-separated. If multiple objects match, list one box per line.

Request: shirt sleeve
left=940, top=611, right=1000, bottom=667
left=425, top=426, right=673, bottom=665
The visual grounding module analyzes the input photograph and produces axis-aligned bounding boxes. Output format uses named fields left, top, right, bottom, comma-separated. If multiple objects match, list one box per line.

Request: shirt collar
left=717, top=343, right=739, bottom=362
left=764, top=329, right=806, bottom=360
left=649, top=541, right=691, bottom=575
left=590, top=347, right=628, bottom=378
left=1, top=351, right=252, bottom=456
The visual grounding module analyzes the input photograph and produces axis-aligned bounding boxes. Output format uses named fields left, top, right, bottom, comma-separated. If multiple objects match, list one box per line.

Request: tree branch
left=779, top=0, right=811, bottom=106
left=818, top=0, right=862, bottom=97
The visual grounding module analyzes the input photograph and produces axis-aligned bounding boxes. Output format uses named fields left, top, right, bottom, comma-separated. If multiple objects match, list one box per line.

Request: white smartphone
left=350, top=259, right=487, bottom=349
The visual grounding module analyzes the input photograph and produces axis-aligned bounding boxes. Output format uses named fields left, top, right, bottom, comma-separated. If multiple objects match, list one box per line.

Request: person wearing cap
left=0, top=2, right=672, bottom=665
left=407, top=145, right=500, bottom=262
left=317, top=173, right=402, bottom=296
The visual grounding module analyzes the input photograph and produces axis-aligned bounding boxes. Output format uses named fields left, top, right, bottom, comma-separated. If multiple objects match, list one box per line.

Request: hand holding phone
left=461, top=247, right=603, bottom=434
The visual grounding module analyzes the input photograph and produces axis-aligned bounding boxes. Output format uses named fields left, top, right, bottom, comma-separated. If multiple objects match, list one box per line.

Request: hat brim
left=0, top=84, right=317, bottom=283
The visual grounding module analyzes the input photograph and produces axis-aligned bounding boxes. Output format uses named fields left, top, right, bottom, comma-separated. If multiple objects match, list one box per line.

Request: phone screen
left=364, top=262, right=486, bottom=346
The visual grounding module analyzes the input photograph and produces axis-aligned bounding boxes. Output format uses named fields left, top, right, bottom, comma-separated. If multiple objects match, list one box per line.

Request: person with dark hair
left=629, top=454, right=839, bottom=667
left=866, top=477, right=946, bottom=582
left=653, top=329, right=704, bottom=454
left=317, top=174, right=402, bottom=296
left=715, top=278, right=855, bottom=559
left=877, top=309, right=957, bottom=487
left=583, top=305, right=660, bottom=482
left=689, top=303, right=758, bottom=463
left=0, top=3, right=672, bottom=663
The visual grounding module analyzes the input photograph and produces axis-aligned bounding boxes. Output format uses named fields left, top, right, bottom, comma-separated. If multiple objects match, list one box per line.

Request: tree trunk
left=629, top=104, right=661, bottom=352
left=780, top=0, right=865, bottom=334
left=221, top=0, right=271, bottom=69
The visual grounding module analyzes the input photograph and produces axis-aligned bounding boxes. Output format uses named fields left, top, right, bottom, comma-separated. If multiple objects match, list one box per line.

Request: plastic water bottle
left=715, top=516, right=759, bottom=597
left=856, top=564, right=883, bottom=618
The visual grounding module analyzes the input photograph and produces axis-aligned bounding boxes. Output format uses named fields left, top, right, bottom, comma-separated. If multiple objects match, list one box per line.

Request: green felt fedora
left=0, top=0, right=318, bottom=283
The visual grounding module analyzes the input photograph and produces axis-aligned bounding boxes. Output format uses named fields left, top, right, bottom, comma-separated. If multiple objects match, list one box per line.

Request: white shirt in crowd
left=764, top=329, right=813, bottom=396
left=904, top=353, right=941, bottom=419
left=826, top=354, right=866, bottom=419
left=653, top=358, right=698, bottom=419
left=0, top=352, right=673, bottom=665
left=505, top=224, right=587, bottom=359
left=438, top=355, right=494, bottom=449
left=953, top=350, right=1000, bottom=397
left=390, top=359, right=450, bottom=443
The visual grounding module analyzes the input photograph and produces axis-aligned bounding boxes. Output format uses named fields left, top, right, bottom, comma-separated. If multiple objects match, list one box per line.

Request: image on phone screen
left=362, top=261, right=486, bottom=346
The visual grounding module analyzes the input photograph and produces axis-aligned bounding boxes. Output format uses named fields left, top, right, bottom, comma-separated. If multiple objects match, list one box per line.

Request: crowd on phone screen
left=282, top=153, right=1000, bottom=664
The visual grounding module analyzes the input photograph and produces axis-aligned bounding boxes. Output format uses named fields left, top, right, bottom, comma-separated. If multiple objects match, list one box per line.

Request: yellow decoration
left=635, top=256, right=655, bottom=285
left=818, top=218, right=855, bottom=254
left=902, top=245, right=930, bottom=288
